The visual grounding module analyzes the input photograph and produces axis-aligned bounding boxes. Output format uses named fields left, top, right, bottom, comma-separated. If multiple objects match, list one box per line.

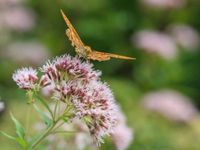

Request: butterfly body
left=61, top=9, right=135, bottom=61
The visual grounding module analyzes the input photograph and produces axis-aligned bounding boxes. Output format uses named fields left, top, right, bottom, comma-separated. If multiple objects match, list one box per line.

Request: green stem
left=50, top=121, right=65, bottom=133
left=51, top=130, right=76, bottom=134
left=34, top=93, right=54, bottom=119
left=25, top=104, right=32, bottom=134
left=31, top=103, right=73, bottom=149
left=53, top=100, right=59, bottom=121
left=31, top=120, right=57, bottom=150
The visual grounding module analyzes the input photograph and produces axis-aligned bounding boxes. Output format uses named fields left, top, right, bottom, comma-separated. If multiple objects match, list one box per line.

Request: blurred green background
left=0, top=0, right=200, bottom=149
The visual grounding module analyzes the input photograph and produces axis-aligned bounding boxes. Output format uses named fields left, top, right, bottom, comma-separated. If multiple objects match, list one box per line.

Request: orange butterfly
left=60, top=9, right=135, bottom=61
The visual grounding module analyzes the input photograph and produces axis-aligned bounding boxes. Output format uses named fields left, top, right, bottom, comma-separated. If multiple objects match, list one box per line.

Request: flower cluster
left=12, top=67, right=38, bottom=90
left=12, top=54, right=117, bottom=145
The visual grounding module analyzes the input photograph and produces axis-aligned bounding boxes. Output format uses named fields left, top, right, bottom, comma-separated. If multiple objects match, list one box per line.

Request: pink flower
left=13, top=54, right=119, bottom=145
left=41, top=84, right=55, bottom=97
left=133, top=30, right=177, bottom=60
left=112, top=109, right=134, bottom=150
left=0, top=6, right=35, bottom=32
left=141, top=0, right=186, bottom=9
left=167, top=24, right=200, bottom=51
left=4, top=41, right=49, bottom=65
left=142, top=90, right=198, bottom=123
left=54, top=55, right=101, bottom=81
left=55, top=80, right=118, bottom=144
left=12, top=67, right=38, bottom=90
left=0, top=0, right=23, bottom=7
left=40, top=61, right=60, bottom=84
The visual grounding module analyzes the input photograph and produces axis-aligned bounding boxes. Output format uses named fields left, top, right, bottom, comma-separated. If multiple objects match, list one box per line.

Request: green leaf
left=16, top=137, right=28, bottom=149
left=1, top=131, right=28, bottom=149
left=34, top=94, right=53, bottom=118
left=33, top=104, right=52, bottom=127
left=61, top=116, right=69, bottom=122
left=10, top=112, right=25, bottom=139
left=0, top=131, right=16, bottom=141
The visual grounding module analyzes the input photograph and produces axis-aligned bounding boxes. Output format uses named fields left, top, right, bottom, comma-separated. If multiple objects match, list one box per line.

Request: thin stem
left=31, top=119, right=58, bottom=150
left=51, top=121, right=65, bottom=133
left=53, top=100, right=59, bottom=121
left=34, top=93, right=54, bottom=119
left=25, top=104, right=32, bottom=134
left=51, top=130, right=76, bottom=134
left=31, top=103, right=73, bottom=149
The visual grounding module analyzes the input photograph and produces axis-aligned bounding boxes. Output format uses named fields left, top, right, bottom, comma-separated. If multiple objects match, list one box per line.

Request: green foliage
left=1, top=113, right=28, bottom=149
left=33, top=105, right=52, bottom=128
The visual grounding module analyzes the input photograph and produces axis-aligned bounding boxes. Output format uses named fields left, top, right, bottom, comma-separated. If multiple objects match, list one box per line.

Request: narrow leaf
left=33, top=104, right=52, bottom=127
left=16, top=137, right=28, bottom=149
left=0, top=131, right=16, bottom=140
left=10, top=112, right=25, bottom=139
left=34, top=94, right=53, bottom=118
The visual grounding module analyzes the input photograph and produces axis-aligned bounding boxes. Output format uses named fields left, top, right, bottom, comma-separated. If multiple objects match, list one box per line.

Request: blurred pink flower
left=4, top=41, right=49, bottom=65
left=133, top=30, right=177, bottom=60
left=141, top=0, right=186, bottom=9
left=72, top=120, right=95, bottom=150
left=41, top=84, right=55, bottom=97
left=167, top=24, right=200, bottom=51
left=142, top=90, right=198, bottom=123
left=0, top=0, right=23, bottom=7
left=112, top=109, right=133, bottom=150
left=0, top=6, right=35, bottom=32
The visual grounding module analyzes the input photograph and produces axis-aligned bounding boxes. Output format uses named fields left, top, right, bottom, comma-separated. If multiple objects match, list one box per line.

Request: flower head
left=13, top=67, right=38, bottom=90
left=68, top=80, right=118, bottom=144
left=54, top=55, right=101, bottom=81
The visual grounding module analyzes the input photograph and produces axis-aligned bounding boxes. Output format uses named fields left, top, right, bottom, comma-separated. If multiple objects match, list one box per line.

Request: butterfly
left=60, top=9, right=135, bottom=61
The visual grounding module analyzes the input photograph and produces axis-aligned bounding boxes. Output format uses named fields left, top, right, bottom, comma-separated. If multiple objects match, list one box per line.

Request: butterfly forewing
left=61, top=10, right=86, bottom=54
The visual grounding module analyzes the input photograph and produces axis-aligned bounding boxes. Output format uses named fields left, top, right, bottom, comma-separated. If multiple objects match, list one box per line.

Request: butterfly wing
left=87, top=50, right=135, bottom=61
left=60, top=10, right=134, bottom=61
left=60, top=10, right=90, bottom=54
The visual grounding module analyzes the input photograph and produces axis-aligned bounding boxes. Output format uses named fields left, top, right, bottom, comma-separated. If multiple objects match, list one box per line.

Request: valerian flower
left=12, top=67, right=38, bottom=90
left=12, top=54, right=118, bottom=145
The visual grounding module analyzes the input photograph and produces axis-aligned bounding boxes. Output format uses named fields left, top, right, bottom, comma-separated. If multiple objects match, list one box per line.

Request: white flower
left=12, top=67, right=38, bottom=90
left=0, top=101, right=5, bottom=113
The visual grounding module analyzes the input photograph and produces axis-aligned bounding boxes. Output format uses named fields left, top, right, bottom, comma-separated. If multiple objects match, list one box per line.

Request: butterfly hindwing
left=88, top=51, right=135, bottom=61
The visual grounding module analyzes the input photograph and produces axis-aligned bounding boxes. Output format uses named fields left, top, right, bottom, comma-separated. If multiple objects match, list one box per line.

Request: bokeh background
left=0, top=0, right=200, bottom=149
